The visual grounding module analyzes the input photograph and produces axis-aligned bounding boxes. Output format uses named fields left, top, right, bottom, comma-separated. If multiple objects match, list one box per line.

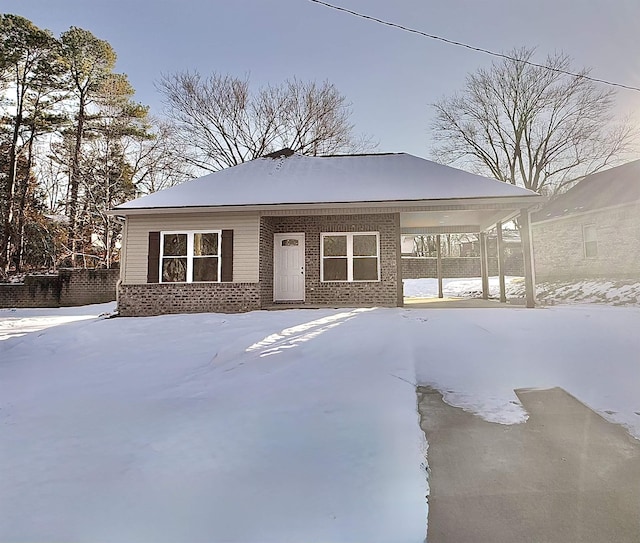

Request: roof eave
left=532, top=199, right=640, bottom=225
left=109, top=194, right=543, bottom=216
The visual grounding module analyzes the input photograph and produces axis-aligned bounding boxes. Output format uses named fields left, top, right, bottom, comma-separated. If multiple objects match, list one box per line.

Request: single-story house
left=111, top=150, right=542, bottom=316
left=532, top=160, right=640, bottom=281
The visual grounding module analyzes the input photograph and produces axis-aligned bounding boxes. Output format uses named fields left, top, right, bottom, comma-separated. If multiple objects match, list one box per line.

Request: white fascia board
left=108, top=195, right=543, bottom=217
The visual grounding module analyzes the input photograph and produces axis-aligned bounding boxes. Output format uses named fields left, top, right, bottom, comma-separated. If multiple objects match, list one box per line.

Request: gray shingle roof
left=532, top=160, right=640, bottom=222
left=116, top=152, right=539, bottom=210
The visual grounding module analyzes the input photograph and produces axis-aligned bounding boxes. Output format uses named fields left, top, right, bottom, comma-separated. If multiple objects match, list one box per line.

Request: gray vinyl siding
left=122, top=212, right=260, bottom=284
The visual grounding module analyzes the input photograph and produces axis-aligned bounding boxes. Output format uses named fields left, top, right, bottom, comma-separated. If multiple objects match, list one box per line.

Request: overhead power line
left=309, top=0, right=640, bottom=93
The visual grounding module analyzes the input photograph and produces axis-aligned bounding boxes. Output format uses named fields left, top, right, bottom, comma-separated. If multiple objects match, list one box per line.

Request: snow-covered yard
left=403, top=276, right=524, bottom=299
left=404, top=276, right=640, bottom=306
left=2, top=301, right=640, bottom=541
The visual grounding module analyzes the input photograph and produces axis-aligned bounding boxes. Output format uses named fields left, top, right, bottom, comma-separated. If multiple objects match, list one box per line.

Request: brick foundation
left=118, top=282, right=261, bottom=316
left=0, top=269, right=119, bottom=308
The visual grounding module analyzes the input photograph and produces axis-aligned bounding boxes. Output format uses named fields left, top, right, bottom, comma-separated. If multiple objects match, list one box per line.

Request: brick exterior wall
left=532, top=202, right=640, bottom=281
left=260, top=213, right=401, bottom=307
left=259, top=215, right=276, bottom=306
left=0, top=269, right=119, bottom=308
left=117, top=212, right=402, bottom=316
left=402, top=255, right=524, bottom=279
left=117, top=283, right=261, bottom=316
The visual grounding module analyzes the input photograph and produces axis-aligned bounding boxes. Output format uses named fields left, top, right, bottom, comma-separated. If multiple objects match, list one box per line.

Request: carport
left=399, top=198, right=540, bottom=307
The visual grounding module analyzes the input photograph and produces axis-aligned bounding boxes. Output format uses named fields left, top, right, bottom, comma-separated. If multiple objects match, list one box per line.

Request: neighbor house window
left=160, top=231, right=221, bottom=282
left=583, top=225, right=597, bottom=258
left=321, top=232, right=380, bottom=282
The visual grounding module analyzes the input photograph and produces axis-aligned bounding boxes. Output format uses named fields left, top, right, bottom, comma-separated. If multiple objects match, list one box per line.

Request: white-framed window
left=321, top=232, right=380, bottom=282
left=583, top=224, right=597, bottom=258
left=160, top=231, right=221, bottom=283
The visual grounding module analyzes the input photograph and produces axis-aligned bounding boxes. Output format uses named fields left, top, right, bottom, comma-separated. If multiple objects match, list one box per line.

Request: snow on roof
left=532, top=159, right=640, bottom=222
left=116, top=152, right=538, bottom=211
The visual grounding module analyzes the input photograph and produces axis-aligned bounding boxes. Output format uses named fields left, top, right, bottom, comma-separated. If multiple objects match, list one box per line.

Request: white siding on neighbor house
left=123, top=212, right=260, bottom=284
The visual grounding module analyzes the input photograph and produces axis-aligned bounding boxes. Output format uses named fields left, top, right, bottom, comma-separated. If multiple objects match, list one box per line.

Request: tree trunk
left=1, top=112, right=23, bottom=273
left=68, top=96, right=86, bottom=267
left=14, top=133, right=37, bottom=272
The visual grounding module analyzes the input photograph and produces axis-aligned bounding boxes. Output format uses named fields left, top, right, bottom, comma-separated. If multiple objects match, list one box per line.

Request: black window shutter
left=147, top=232, right=160, bottom=283
left=221, top=230, right=234, bottom=282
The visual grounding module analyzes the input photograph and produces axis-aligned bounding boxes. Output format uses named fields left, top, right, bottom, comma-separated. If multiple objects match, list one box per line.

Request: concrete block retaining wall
left=0, top=269, right=119, bottom=308
left=401, top=255, right=524, bottom=279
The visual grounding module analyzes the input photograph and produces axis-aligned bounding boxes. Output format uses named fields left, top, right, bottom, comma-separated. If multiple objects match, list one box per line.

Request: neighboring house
left=459, top=230, right=521, bottom=258
left=532, top=160, right=640, bottom=281
left=400, top=235, right=416, bottom=255
left=111, top=150, right=541, bottom=316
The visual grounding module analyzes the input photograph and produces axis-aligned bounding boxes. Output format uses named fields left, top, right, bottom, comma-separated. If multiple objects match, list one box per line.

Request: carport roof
left=115, top=151, right=540, bottom=212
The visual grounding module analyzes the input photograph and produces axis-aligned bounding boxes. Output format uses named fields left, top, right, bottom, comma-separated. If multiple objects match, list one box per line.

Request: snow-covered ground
left=533, top=278, right=640, bottom=306
left=404, top=276, right=524, bottom=299
left=0, top=303, right=113, bottom=341
left=2, top=301, right=640, bottom=541
left=404, top=276, right=640, bottom=306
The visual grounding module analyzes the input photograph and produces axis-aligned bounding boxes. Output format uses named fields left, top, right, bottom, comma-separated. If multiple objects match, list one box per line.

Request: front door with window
left=274, top=233, right=305, bottom=302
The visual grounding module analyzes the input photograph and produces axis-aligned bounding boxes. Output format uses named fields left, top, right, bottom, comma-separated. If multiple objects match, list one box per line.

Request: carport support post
left=479, top=232, right=489, bottom=300
left=496, top=222, right=506, bottom=303
left=395, top=213, right=404, bottom=307
left=436, top=234, right=443, bottom=298
left=519, top=209, right=536, bottom=308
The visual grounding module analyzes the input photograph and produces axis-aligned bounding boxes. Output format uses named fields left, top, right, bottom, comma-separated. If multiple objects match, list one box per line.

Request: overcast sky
left=3, top=0, right=640, bottom=159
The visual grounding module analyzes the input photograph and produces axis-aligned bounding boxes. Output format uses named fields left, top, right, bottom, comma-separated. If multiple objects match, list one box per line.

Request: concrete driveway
left=418, top=386, right=640, bottom=543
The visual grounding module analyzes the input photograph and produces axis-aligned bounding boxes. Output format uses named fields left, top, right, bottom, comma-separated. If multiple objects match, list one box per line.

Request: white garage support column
left=496, top=222, right=507, bottom=303
left=479, top=232, right=489, bottom=300
left=436, top=234, right=443, bottom=298
left=519, top=209, right=536, bottom=308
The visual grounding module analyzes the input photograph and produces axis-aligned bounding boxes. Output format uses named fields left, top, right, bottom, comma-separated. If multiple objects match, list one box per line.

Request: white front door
left=274, top=233, right=305, bottom=301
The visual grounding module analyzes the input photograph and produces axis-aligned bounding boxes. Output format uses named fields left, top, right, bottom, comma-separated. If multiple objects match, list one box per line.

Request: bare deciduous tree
left=129, top=119, right=192, bottom=195
left=78, top=73, right=149, bottom=268
left=158, top=71, right=375, bottom=172
left=431, top=47, right=635, bottom=195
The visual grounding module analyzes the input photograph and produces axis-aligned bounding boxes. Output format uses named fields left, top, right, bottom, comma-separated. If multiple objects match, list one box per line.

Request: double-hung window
left=160, top=231, right=221, bottom=282
left=321, top=232, right=380, bottom=282
left=583, top=225, right=597, bottom=258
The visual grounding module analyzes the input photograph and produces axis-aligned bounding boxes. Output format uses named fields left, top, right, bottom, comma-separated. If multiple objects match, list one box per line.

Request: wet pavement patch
left=418, top=386, right=640, bottom=543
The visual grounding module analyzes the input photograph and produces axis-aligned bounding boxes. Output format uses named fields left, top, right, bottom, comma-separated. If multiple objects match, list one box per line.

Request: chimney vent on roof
left=263, top=148, right=294, bottom=159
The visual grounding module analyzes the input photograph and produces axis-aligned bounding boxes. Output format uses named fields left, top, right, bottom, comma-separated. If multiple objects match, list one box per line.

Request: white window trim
left=320, top=232, right=381, bottom=282
left=159, top=230, right=222, bottom=283
left=582, top=224, right=598, bottom=258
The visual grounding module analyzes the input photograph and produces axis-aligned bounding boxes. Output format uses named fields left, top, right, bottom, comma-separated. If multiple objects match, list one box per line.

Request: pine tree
left=60, top=26, right=117, bottom=266
left=0, top=14, right=64, bottom=273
